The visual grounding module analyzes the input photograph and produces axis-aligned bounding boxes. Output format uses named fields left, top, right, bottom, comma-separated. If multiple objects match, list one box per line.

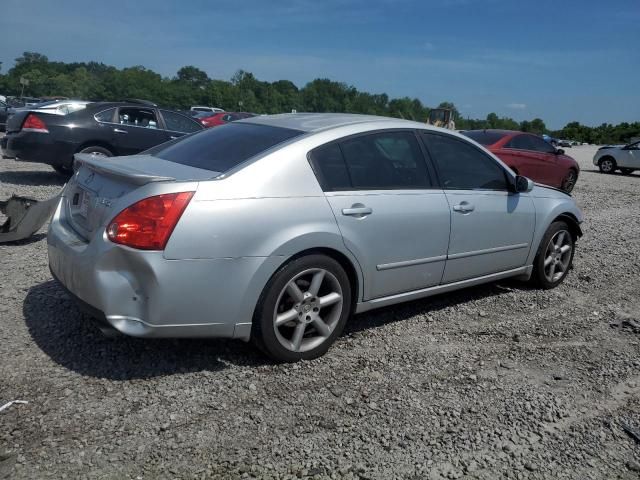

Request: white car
left=593, top=141, right=640, bottom=175
left=190, top=105, right=225, bottom=113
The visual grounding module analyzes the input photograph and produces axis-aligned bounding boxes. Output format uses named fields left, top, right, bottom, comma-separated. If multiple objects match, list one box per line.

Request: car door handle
left=453, top=202, right=475, bottom=213
left=342, top=205, right=373, bottom=217
left=113, top=128, right=128, bottom=134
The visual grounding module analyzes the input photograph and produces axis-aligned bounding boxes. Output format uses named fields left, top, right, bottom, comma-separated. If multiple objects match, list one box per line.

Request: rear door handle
left=452, top=202, right=475, bottom=213
left=113, top=128, right=128, bottom=134
left=342, top=205, right=373, bottom=217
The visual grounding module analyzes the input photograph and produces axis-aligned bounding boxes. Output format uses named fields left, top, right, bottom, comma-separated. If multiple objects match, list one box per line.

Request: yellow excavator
left=426, top=108, right=456, bottom=130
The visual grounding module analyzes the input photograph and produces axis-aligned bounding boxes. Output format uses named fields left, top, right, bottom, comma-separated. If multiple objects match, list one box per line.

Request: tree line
left=1, top=52, right=637, bottom=144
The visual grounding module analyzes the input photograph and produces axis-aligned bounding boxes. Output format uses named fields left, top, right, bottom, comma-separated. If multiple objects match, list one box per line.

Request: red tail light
left=106, top=192, right=194, bottom=250
left=22, top=114, right=49, bottom=133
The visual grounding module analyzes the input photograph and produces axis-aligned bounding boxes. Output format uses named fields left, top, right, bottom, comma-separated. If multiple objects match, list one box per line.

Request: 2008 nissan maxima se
left=48, top=114, right=583, bottom=361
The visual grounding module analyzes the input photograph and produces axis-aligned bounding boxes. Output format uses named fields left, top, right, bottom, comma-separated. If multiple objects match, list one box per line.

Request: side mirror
left=515, top=175, right=534, bottom=193
left=555, top=148, right=565, bottom=155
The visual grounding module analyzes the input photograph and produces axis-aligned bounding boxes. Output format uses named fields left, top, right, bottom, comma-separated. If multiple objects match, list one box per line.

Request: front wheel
left=598, top=157, right=616, bottom=174
left=252, top=254, right=351, bottom=362
left=531, top=221, right=575, bottom=289
left=561, top=170, right=578, bottom=193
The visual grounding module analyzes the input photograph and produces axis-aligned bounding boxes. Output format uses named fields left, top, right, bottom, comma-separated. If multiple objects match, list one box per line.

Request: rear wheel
left=252, top=254, right=351, bottom=362
left=79, top=146, right=113, bottom=157
left=598, top=157, right=616, bottom=174
left=52, top=164, right=71, bottom=176
left=531, top=221, right=575, bottom=289
left=620, top=168, right=634, bottom=175
left=561, top=169, right=578, bottom=193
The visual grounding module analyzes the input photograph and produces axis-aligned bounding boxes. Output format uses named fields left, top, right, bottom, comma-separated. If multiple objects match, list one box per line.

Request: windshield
left=151, top=122, right=305, bottom=173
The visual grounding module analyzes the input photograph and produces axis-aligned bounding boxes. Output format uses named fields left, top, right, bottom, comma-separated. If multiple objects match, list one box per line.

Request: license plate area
left=78, top=187, right=93, bottom=218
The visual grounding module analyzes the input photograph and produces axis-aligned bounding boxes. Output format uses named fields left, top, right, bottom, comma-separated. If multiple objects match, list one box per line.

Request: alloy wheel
left=543, top=230, right=572, bottom=283
left=563, top=171, right=577, bottom=192
left=600, top=159, right=614, bottom=173
left=273, top=268, right=343, bottom=353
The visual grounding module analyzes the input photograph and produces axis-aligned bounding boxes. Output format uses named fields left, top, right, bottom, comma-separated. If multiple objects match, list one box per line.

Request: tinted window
left=153, top=122, right=304, bottom=173
left=94, top=108, right=116, bottom=123
left=422, top=133, right=508, bottom=190
left=309, top=143, right=351, bottom=191
left=528, top=135, right=556, bottom=153
left=161, top=110, right=202, bottom=133
left=118, top=107, right=158, bottom=129
left=462, top=130, right=507, bottom=146
left=339, top=132, right=430, bottom=189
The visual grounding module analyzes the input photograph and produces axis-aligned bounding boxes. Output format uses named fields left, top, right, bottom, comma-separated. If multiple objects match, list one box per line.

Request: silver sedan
left=48, top=114, right=583, bottom=361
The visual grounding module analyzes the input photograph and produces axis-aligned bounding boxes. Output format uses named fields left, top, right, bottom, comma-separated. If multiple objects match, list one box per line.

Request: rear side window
left=340, top=131, right=431, bottom=190
left=462, top=130, right=507, bottom=146
left=421, top=133, right=508, bottom=190
left=94, top=108, right=116, bottom=123
left=152, top=122, right=304, bottom=173
left=161, top=110, right=202, bottom=133
left=309, top=143, right=351, bottom=191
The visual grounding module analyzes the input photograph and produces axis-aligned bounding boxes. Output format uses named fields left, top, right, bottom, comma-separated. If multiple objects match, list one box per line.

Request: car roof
left=237, top=113, right=429, bottom=133
left=465, top=129, right=521, bottom=136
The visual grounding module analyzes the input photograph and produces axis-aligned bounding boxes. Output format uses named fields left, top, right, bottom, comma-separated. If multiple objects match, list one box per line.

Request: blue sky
left=1, top=0, right=638, bottom=129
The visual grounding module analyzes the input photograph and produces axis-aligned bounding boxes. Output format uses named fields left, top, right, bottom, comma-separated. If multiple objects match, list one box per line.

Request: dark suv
left=1, top=100, right=204, bottom=174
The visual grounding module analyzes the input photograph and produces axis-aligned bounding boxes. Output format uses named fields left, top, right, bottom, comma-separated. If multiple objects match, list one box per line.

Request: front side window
left=421, top=133, right=508, bottom=190
left=528, top=135, right=557, bottom=154
left=118, top=107, right=158, bottom=129
left=505, top=134, right=535, bottom=151
left=338, top=131, right=431, bottom=189
left=161, top=110, right=202, bottom=133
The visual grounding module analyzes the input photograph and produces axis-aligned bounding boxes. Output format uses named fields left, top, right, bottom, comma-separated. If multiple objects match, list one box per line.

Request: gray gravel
left=1, top=146, right=639, bottom=480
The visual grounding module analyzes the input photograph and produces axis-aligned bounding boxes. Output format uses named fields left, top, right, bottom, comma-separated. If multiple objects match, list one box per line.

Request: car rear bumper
left=47, top=198, right=279, bottom=340
left=1, top=131, right=75, bottom=167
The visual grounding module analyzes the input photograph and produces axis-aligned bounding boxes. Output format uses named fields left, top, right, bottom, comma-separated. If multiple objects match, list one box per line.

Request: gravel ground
left=1, top=145, right=639, bottom=480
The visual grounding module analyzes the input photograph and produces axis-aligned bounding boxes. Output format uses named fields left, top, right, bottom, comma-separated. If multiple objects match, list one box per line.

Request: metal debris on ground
left=0, top=400, right=28, bottom=413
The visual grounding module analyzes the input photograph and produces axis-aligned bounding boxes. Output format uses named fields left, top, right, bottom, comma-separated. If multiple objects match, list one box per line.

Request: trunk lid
left=65, top=154, right=218, bottom=240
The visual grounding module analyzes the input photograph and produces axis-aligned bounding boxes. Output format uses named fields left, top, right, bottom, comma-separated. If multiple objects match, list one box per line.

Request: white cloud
left=506, top=103, right=527, bottom=110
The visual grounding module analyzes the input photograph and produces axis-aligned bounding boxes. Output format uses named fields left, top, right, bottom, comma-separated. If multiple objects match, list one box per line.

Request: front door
left=619, top=141, right=640, bottom=169
left=309, top=131, right=451, bottom=300
left=112, top=107, right=170, bottom=155
left=420, top=132, right=536, bottom=283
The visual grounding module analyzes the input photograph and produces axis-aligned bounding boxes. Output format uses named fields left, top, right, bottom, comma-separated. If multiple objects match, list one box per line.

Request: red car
left=463, top=130, right=580, bottom=193
left=197, top=112, right=255, bottom=128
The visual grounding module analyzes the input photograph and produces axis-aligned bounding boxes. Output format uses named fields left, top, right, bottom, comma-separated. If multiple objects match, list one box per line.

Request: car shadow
left=582, top=168, right=639, bottom=176
left=0, top=233, right=47, bottom=246
left=25, top=277, right=529, bottom=380
left=345, top=279, right=529, bottom=335
left=0, top=170, right=67, bottom=187
left=23, top=280, right=269, bottom=380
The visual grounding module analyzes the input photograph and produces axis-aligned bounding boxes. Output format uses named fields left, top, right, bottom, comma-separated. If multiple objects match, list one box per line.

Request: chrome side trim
left=377, top=255, right=447, bottom=271
left=355, top=266, right=531, bottom=314
left=447, top=243, right=529, bottom=260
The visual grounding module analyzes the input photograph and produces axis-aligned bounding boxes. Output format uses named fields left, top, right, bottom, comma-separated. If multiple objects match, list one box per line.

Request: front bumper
left=47, top=199, right=279, bottom=340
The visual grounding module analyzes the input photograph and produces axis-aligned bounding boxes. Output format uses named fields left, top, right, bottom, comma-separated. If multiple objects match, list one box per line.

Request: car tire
left=531, top=221, right=575, bottom=290
left=52, top=164, right=72, bottom=176
left=598, top=157, right=616, bottom=174
left=620, top=168, right=634, bottom=175
left=252, top=254, right=352, bottom=362
left=561, top=169, right=578, bottom=193
left=79, top=146, right=113, bottom=157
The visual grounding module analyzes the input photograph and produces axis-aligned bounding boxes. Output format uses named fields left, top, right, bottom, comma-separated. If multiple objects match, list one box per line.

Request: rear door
left=420, top=132, right=536, bottom=284
left=310, top=130, right=451, bottom=300
left=111, top=106, right=170, bottom=155
left=158, top=109, right=204, bottom=140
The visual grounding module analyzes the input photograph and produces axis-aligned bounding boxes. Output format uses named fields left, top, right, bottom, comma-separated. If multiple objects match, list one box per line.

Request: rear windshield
left=461, top=130, right=507, bottom=146
left=151, top=122, right=304, bottom=173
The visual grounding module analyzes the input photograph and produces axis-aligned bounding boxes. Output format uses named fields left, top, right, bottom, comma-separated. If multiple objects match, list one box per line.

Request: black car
left=0, top=99, right=10, bottom=131
left=1, top=100, right=204, bottom=174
